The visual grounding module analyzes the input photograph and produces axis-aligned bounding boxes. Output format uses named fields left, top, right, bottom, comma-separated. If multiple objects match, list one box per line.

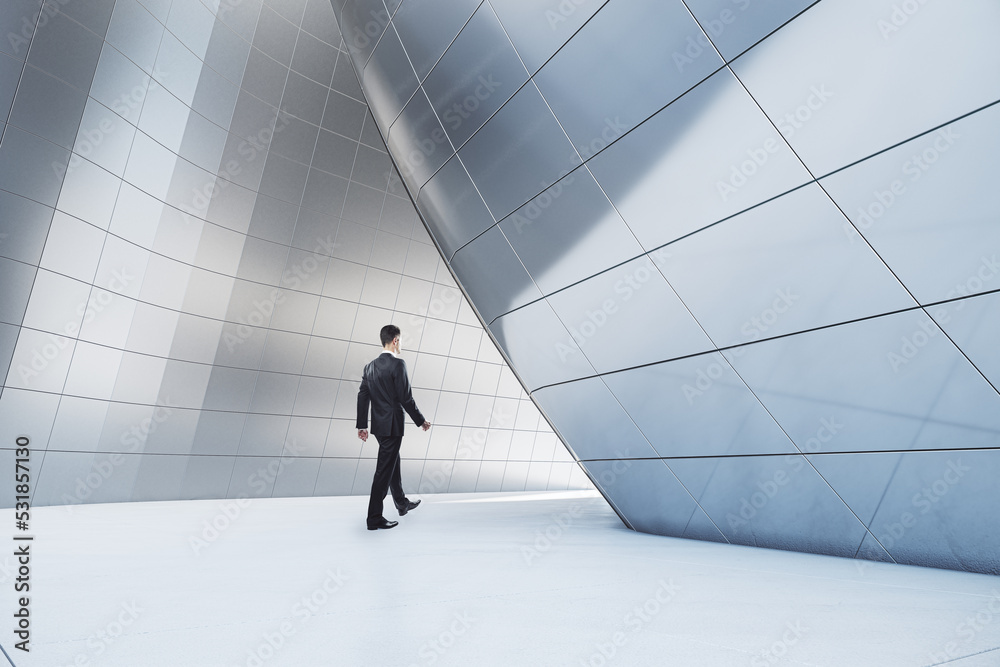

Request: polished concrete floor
left=2, top=490, right=999, bottom=667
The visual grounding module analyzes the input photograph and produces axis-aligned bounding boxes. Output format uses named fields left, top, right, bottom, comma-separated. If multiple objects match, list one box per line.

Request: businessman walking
left=357, top=324, right=431, bottom=530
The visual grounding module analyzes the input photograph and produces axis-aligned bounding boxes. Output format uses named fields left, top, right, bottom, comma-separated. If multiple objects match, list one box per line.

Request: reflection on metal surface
left=341, top=0, right=1000, bottom=573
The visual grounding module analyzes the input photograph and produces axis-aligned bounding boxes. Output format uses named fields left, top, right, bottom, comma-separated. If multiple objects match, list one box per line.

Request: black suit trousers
left=367, top=434, right=407, bottom=524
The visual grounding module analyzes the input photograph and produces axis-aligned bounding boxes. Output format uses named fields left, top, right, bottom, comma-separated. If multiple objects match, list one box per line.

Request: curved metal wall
left=0, top=0, right=589, bottom=509
left=336, top=0, right=1000, bottom=573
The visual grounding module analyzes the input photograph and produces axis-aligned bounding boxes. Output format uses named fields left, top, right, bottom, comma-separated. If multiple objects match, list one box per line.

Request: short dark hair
left=380, top=324, right=400, bottom=347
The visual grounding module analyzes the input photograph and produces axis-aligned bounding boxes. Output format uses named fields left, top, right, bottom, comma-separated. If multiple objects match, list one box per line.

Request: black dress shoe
left=367, top=518, right=398, bottom=530
left=396, top=499, right=421, bottom=516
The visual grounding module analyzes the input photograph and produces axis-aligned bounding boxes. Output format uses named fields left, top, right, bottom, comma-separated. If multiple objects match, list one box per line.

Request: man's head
left=380, top=324, right=401, bottom=349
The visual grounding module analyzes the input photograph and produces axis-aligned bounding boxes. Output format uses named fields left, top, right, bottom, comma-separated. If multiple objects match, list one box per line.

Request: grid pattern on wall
left=0, top=0, right=590, bottom=509
left=335, top=0, right=1000, bottom=574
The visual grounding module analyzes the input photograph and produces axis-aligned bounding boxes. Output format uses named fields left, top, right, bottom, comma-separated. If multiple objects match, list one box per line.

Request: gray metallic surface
left=0, top=0, right=587, bottom=509
left=336, top=0, right=1000, bottom=573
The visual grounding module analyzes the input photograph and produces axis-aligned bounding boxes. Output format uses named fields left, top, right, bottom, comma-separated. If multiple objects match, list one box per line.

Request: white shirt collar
left=380, top=349, right=400, bottom=358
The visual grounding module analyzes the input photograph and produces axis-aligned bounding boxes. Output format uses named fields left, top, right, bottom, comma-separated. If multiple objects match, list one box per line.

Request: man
left=357, top=324, right=431, bottom=530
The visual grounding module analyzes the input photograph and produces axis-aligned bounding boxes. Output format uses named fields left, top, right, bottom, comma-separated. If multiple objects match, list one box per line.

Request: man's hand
left=421, top=421, right=431, bottom=431
left=358, top=429, right=368, bottom=442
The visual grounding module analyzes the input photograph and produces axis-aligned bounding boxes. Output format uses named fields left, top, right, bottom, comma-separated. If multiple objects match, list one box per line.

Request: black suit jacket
left=356, top=352, right=425, bottom=438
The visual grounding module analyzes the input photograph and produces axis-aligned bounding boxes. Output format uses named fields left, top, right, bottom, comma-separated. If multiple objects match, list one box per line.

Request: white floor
left=2, top=491, right=999, bottom=667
